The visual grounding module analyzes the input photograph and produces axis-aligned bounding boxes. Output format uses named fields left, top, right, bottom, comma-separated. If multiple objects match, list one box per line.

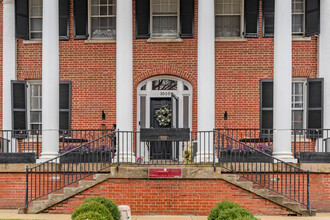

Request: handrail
left=217, top=131, right=311, bottom=213
left=24, top=131, right=115, bottom=212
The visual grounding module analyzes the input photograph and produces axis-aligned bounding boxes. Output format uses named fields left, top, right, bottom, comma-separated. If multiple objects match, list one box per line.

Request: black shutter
left=136, top=0, right=150, bottom=39
left=59, top=81, right=71, bottom=136
left=307, top=78, right=323, bottom=138
left=180, top=0, right=194, bottom=38
left=15, top=0, right=29, bottom=39
left=244, top=0, right=259, bottom=38
left=305, top=0, right=320, bottom=36
left=260, top=79, right=273, bottom=137
left=262, top=0, right=274, bottom=37
left=74, top=0, right=88, bottom=39
left=59, top=0, right=70, bottom=40
left=11, top=81, right=28, bottom=138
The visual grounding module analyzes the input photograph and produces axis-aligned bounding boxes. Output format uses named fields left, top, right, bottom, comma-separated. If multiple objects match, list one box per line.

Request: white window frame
left=292, top=78, right=307, bottom=130
left=29, top=0, right=43, bottom=40
left=150, top=0, right=180, bottom=38
left=27, top=80, right=42, bottom=133
left=292, top=0, right=305, bottom=35
left=214, top=0, right=244, bottom=38
left=88, top=0, right=117, bottom=40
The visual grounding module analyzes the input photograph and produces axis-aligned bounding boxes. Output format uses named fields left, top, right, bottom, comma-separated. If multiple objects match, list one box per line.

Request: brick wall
left=0, top=172, right=330, bottom=215
left=0, top=0, right=318, bottom=131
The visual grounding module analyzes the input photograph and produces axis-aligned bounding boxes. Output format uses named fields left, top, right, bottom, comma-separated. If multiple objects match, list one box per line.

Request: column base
left=272, top=152, right=297, bottom=163
left=37, top=152, right=59, bottom=163
left=114, top=153, right=136, bottom=163
left=194, top=153, right=218, bottom=163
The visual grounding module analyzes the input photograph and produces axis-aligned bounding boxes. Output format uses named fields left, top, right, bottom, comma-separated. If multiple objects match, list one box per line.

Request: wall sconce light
left=224, top=111, right=228, bottom=120
left=102, top=110, right=106, bottom=120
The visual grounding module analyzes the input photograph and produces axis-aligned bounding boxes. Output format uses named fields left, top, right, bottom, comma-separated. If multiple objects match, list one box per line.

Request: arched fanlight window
left=152, top=79, right=177, bottom=90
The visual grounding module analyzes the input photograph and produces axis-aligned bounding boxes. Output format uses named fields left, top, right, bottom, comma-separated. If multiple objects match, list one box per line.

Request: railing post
left=36, top=131, right=39, bottom=159
left=294, top=129, right=297, bottom=157
left=117, top=130, right=120, bottom=171
left=24, top=166, right=29, bottom=213
left=307, top=171, right=311, bottom=215
left=213, top=130, right=216, bottom=172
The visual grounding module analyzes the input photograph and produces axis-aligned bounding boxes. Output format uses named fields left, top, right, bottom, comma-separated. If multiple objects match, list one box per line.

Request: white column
left=2, top=0, right=17, bottom=152
left=197, top=0, right=215, bottom=162
left=116, top=0, right=134, bottom=162
left=273, top=0, right=296, bottom=162
left=319, top=0, right=330, bottom=152
left=39, top=0, right=60, bottom=162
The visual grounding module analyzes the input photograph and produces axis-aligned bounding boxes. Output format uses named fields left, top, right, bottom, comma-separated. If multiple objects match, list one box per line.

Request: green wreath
left=155, top=104, right=172, bottom=127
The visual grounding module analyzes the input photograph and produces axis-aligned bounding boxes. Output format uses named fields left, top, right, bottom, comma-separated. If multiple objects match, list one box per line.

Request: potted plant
left=219, top=144, right=273, bottom=163
left=60, top=144, right=115, bottom=163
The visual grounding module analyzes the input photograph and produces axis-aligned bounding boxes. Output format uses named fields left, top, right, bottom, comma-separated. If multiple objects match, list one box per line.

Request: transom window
left=89, top=0, right=116, bottom=39
left=29, top=83, right=42, bottom=132
left=292, top=80, right=306, bottom=130
left=152, top=79, right=178, bottom=90
left=292, top=0, right=304, bottom=35
left=30, top=0, right=43, bottom=40
left=215, top=0, right=243, bottom=38
left=151, top=0, right=180, bottom=38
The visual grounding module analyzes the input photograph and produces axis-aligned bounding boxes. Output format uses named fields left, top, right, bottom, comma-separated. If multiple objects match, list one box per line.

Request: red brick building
left=1, top=0, right=330, bottom=217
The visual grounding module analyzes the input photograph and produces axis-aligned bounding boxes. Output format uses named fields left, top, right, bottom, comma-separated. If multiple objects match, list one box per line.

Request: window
left=89, top=0, right=116, bottom=39
left=30, top=0, right=43, bottom=40
left=292, top=80, right=306, bottom=130
left=292, top=0, right=304, bottom=35
left=151, top=0, right=180, bottom=38
left=260, top=78, right=324, bottom=134
left=11, top=81, right=71, bottom=138
left=28, top=82, right=42, bottom=132
left=262, top=0, right=320, bottom=37
left=215, top=0, right=243, bottom=38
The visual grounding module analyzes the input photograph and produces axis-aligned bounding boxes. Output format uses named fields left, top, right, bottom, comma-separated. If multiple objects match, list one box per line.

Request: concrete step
left=220, top=174, right=313, bottom=216
left=268, top=195, right=285, bottom=204
left=27, top=173, right=111, bottom=214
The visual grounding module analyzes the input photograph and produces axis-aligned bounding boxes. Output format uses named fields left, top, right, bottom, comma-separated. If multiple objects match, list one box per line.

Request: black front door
left=150, top=98, right=172, bottom=160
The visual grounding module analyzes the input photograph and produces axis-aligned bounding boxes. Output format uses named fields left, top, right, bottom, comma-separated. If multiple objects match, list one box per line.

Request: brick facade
left=0, top=172, right=329, bottom=214
left=0, top=0, right=318, bottom=131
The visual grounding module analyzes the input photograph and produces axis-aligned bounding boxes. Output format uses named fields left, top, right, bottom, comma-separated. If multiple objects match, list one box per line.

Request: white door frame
left=136, top=75, right=193, bottom=161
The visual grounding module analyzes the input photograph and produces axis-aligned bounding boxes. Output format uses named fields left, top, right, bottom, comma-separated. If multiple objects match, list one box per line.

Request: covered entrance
left=137, top=76, right=192, bottom=161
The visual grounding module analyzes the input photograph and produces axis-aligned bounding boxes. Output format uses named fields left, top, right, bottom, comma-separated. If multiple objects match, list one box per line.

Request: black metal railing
left=217, top=131, right=311, bottom=214
left=115, top=130, right=216, bottom=167
left=293, top=129, right=330, bottom=155
left=25, top=132, right=115, bottom=211
left=0, top=130, right=41, bottom=157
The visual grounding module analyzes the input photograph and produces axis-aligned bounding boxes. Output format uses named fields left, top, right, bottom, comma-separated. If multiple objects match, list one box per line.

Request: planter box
left=60, top=152, right=113, bottom=163
left=296, top=152, right=330, bottom=163
left=219, top=151, right=273, bottom=163
left=0, top=153, right=36, bottom=163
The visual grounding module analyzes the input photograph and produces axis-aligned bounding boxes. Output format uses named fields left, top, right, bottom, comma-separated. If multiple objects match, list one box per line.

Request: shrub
left=71, top=201, right=113, bottom=220
left=208, top=201, right=257, bottom=220
left=83, top=196, right=121, bottom=220
left=73, top=211, right=108, bottom=220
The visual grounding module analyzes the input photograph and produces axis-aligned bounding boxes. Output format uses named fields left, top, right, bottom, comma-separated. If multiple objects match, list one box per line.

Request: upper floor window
left=215, top=0, right=243, bottom=38
left=29, top=0, right=43, bottom=40
left=292, top=0, right=304, bottom=35
left=89, top=0, right=116, bottom=39
left=151, top=0, right=180, bottom=38
left=262, top=0, right=320, bottom=37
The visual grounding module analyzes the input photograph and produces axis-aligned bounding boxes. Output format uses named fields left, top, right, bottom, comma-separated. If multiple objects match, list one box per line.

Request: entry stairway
left=21, top=131, right=315, bottom=216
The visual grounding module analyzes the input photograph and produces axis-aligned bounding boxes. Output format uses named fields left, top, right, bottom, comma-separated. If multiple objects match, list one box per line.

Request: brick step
left=26, top=173, right=111, bottom=214
left=220, top=174, right=316, bottom=216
